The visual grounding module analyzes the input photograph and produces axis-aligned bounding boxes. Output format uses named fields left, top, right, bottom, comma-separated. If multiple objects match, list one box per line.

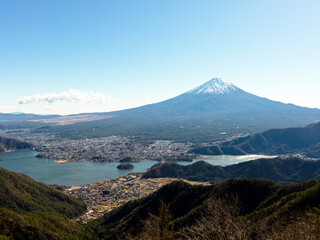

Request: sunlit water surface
left=0, top=151, right=274, bottom=185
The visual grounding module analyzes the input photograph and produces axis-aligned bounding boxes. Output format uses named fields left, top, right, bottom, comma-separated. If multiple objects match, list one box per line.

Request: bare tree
left=272, top=208, right=320, bottom=240
left=181, top=196, right=251, bottom=240
left=125, top=199, right=320, bottom=240
left=125, top=201, right=177, bottom=240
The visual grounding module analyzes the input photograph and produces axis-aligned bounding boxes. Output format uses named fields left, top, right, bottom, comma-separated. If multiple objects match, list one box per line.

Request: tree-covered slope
left=192, top=121, right=320, bottom=157
left=0, top=167, right=98, bottom=239
left=0, top=209, right=96, bottom=240
left=0, top=136, right=33, bottom=152
left=142, top=157, right=320, bottom=184
left=89, top=179, right=320, bottom=240
left=0, top=167, right=86, bottom=217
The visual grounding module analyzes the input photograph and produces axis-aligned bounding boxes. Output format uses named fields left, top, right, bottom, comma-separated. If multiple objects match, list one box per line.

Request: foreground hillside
left=192, top=121, right=320, bottom=157
left=0, top=167, right=96, bottom=240
left=0, top=167, right=86, bottom=216
left=89, top=179, right=320, bottom=240
left=1, top=165, right=320, bottom=239
left=142, top=157, right=320, bottom=184
left=0, top=209, right=95, bottom=240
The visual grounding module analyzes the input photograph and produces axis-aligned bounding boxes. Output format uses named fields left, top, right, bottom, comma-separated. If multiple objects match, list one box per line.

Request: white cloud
left=19, top=89, right=111, bottom=105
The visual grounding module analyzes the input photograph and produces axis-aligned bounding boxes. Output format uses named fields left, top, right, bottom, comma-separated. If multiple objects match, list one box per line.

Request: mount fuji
left=119, top=78, right=320, bottom=118
left=31, top=78, right=320, bottom=141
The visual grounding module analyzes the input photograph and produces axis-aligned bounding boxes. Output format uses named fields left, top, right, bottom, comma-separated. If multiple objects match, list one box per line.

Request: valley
left=1, top=79, right=320, bottom=239
left=55, top=173, right=209, bottom=222
left=2, top=1, right=319, bottom=238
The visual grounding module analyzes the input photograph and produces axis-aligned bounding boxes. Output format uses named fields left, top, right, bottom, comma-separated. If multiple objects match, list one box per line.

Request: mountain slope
left=33, top=78, right=320, bottom=141
left=89, top=179, right=320, bottom=240
left=108, top=78, right=320, bottom=117
left=192, top=121, right=320, bottom=157
left=0, top=136, right=33, bottom=152
left=0, top=209, right=96, bottom=240
left=142, top=157, right=320, bottom=184
left=0, top=167, right=97, bottom=239
left=0, top=167, right=86, bottom=217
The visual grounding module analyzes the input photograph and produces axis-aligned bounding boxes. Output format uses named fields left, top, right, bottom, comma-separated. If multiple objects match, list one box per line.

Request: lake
left=0, top=151, right=273, bottom=186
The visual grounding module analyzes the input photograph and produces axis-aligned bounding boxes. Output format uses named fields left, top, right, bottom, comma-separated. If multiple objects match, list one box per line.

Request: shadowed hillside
left=0, top=167, right=86, bottom=217
left=142, top=157, right=320, bottom=184
left=89, top=179, right=320, bottom=240
left=0, top=167, right=97, bottom=240
left=0, top=136, right=33, bottom=152
left=0, top=209, right=96, bottom=240
left=192, top=122, right=320, bottom=157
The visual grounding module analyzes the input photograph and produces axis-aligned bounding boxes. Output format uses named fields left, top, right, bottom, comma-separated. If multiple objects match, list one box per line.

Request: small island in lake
left=117, top=163, right=134, bottom=170
left=35, top=153, right=46, bottom=158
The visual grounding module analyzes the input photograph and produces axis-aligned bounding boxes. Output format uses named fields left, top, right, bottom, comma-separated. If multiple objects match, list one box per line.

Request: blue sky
left=0, top=0, right=319, bottom=115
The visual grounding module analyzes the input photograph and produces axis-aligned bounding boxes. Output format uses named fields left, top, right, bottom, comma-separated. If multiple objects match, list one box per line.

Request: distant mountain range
left=142, top=157, right=320, bottom=184
left=0, top=112, right=60, bottom=121
left=192, top=121, right=320, bottom=158
left=2, top=78, right=320, bottom=141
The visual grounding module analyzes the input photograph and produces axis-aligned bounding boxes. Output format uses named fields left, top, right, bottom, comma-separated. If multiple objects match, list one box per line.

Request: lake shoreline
left=0, top=150, right=276, bottom=186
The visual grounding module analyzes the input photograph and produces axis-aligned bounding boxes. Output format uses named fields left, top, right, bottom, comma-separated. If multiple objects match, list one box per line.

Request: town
left=0, top=128, right=201, bottom=162
left=54, top=172, right=210, bottom=222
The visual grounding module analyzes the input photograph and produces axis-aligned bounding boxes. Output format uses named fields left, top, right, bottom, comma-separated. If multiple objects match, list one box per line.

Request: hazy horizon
left=3, top=76, right=320, bottom=116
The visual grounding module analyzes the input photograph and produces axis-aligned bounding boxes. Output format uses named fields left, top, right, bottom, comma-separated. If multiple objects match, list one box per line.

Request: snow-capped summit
left=44, top=76, right=320, bottom=141
left=188, top=78, right=239, bottom=95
